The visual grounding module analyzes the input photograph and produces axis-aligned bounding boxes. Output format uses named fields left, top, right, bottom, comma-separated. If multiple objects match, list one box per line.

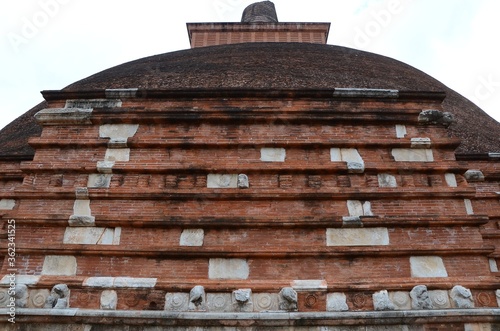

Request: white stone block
left=429, top=290, right=451, bottom=309
left=378, top=174, right=397, bottom=187
left=96, top=161, right=114, bottom=174
left=410, top=256, right=448, bottom=278
left=87, top=174, right=112, bottom=188
left=64, top=227, right=111, bottom=244
left=331, top=148, right=364, bottom=172
left=326, top=293, right=349, bottom=312
left=65, top=99, right=122, bottom=109
left=113, top=277, right=157, bottom=288
left=83, top=277, right=114, bottom=288
left=165, top=293, right=189, bottom=311
left=464, top=199, right=474, bottom=215
left=411, top=138, right=431, bottom=149
left=326, top=228, right=389, bottom=246
left=253, top=293, right=279, bottom=311
left=180, top=229, right=204, bottom=246
left=362, top=201, right=373, bottom=216
left=207, top=174, right=238, bottom=188
left=208, top=258, right=249, bottom=280
left=27, top=289, right=50, bottom=309
left=445, top=173, right=458, bottom=187
left=99, top=124, right=139, bottom=139
left=68, top=215, right=95, bottom=227
left=100, top=290, right=117, bottom=310
left=113, top=227, right=122, bottom=245
left=0, top=199, right=15, bottom=210
left=207, top=293, right=232, bottom=312
left=346, top=200, right=364, bottom=217
left=42, top=255, right=77, bottom=276
left=389, top=291, right=411, bottom=310
left=391, top=148, right=434, bottom=162
left=290, top=280, right=327, bottom=291
left=395, top=124, right=407, bottom=138
left=496, top=290, right=500, bottom=308
left=0, top=275, right=40, bottom=285
left=73, top=199, right=91, bottom=216
left=105, top=88, right=138, bottom=98
left=260, top=148, right=286, bottom=162
left=105, top=148, right=130, bottom=162
left=489, top=258, right=499, bottom=272
left=34, top=108, right=93, bottom=125
left=330, top=148, right=342, bottom=161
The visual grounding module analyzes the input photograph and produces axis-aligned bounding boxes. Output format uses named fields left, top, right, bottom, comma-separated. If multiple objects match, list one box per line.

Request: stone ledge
left=6, top=308, right=500, bottom=326
left=34, top=108, right=93, bottom=125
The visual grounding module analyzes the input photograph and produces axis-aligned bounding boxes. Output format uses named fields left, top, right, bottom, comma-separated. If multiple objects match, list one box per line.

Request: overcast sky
left=1, top=0, right=499, bottom=130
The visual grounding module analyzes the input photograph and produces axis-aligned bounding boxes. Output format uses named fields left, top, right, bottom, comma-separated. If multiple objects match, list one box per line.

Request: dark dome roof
left=1, top=42, right=499, bottom=156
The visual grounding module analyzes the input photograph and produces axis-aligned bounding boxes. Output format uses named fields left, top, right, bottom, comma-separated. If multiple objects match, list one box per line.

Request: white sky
left=1, top=0, right=500, bottom=131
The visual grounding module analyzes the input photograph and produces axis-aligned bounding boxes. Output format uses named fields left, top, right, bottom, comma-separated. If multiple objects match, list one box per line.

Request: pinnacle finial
left=241, top=1, right=278, bottom=23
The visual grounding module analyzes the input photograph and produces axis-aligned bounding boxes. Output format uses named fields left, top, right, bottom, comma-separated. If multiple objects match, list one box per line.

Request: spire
left=186, top=1, right=330, bottom=48
left=241, top=1, right=278, bottom=23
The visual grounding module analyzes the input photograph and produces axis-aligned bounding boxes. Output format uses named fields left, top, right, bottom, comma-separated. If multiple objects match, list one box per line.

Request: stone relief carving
left=410, top=285, right=433, bottom=310
left=279, top=287, right=298, bottom=311
left=450, top=285, right=474, bottom=308
left=45, top=284, right=70, bottom=309
left=189, top=285, right=206, bottom=311
left=373, top=290, right=395, bottom=311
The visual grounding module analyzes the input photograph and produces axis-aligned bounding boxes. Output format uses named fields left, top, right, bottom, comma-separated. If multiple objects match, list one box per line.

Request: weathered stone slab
left=378, top=174, right=397, bottom=187
left=496, top=290, right=500, bottom=307
left=99, top=124, right=139, bottom=142
left=418, top=109, right=454, bottom=126
left=179, top=229, right=204, bottom=246
left=82, top=277, right=114, bottom=288
left=105, top=88, right=138, bottom=98
left=331, top=148, right=365, bottom=173
left=100, top=290, right=117, bottom=310
left=290, top=280, right=327, bottom=291
left=429, top=290, right=451, bottom=309
left=42, top=256, right=77, bottom=276
left=189, top=285, right=206, bottom=311
left=410, top=285, right=433, bottom=310
left=464, top=324, right=493, bottom=331
left=327, top=292, right=349, bottom=311
left=105, top=148, right=130, bottom=162
left=410, top=256, right=448, bottom=278
left=0, top=199, right=15, bottom=210
left=27, top=289, right=50, bottom=309
left=326, top=228, right=389, bottom=246
left=253, top=293, right=279, bottom=311
left=113, top=277, right=157, bottom=288
left=260, top=148, right=286, bottom=162
left=0, top=275, right=40, bottom=285
left=68, top=215, right=95, bottom=227
left=464, top=169, right=485, bottom=182
left=411, top=138, right=431, bottom=149
left=207, top=174, right=238, bottom=188
left=237, top=174, right=249, bottom=188
left=445, top=173, right=458, bottom=187
left=489, top=258, right=499, bottom=272
left=346, top=200, right=363, bottom=217
left=395, top=124, right=407, bottom=138
left=333, top=88, right=398, bottom=98
left=391, top=149, right=434, bottom=162
left=63, top=227, right=119, bottom=245
left=389, top=291, right=411, bottom=310
left=208, top=258, right=249, bottom=280
left=207, top=293, right=232, bottom=312
left=73, top=199, right=91, bottom=216
left=165, top=293, right=189, bottom=311
left=96, top=161, right=115, bottom=174
left=464, top=199, right=474, bottom=215
left=65, top=99, right=122, bottom=109
left=88, top=174, right=112, bottom=188
left=35, top=108, right=93, bottom=125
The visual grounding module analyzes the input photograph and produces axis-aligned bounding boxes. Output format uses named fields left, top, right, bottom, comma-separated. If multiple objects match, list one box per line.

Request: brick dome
left=1, top=42, right=499, bottom=156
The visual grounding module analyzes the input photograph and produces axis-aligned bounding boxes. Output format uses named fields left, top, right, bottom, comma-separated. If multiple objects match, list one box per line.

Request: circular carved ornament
left=304, top=294, right=317, bottom=308
left=477, top=292, right=492, bottom=307
left=352, top=293, right=367, bottom=308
